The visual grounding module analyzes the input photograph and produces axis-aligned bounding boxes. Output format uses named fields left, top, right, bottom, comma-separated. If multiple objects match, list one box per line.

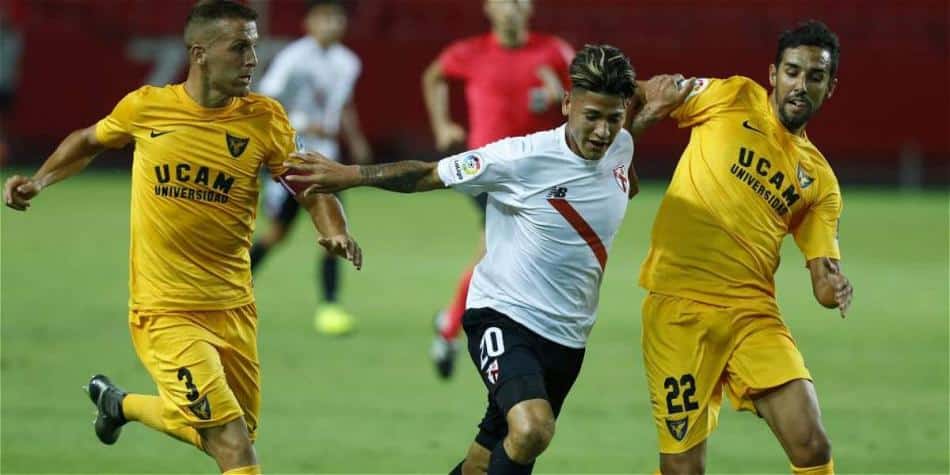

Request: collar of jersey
left=174, top=84, right=241, bottom=116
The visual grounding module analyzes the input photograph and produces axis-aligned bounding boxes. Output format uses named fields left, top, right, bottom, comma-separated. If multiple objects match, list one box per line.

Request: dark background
left=2, top=0, right=947, bottom=185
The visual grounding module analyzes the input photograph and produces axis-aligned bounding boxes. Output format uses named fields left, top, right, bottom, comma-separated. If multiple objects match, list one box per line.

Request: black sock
left=448, top=460, right=464, bottom=475
left=487, top=444, right=534, bottom=475
left=249, top=242, right=270, bottom=270
left=321, top=255, right=339, bottom=302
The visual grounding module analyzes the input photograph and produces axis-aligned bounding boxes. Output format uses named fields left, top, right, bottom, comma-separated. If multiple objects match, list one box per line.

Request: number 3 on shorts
left=479, top=327, right=505, bottom=370
left=177, top=367, right=200, bottom=402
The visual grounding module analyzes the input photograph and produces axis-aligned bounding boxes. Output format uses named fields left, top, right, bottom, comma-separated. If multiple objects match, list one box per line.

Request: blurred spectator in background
left=250, top=0, right=372, bottom=336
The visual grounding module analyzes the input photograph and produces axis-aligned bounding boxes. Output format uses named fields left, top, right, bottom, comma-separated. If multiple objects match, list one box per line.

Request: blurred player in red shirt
left=422, top=0, right=573, bottom=379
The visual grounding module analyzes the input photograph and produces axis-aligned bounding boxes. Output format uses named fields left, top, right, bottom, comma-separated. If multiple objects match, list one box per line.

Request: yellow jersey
left=639, top=76, right=842, bottom=309
left=95, top=84, right=296, bottom=312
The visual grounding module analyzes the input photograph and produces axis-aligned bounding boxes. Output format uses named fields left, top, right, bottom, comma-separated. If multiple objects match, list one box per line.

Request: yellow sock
left=792, top=458, right=834, bottom=475
left=123, top=394, right=203, bottom=450
left=223, top=464, right=261, bottom=475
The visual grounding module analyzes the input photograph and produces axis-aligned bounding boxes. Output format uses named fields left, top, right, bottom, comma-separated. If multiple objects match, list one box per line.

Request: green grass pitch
left=1, top=170, right=947, bottom=473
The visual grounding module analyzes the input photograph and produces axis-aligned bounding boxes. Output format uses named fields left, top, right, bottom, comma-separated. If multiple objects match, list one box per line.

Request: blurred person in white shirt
left=250, top=0, right=371, bottom=336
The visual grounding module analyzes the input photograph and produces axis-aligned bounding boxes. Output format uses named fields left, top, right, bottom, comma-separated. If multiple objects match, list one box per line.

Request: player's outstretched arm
left=284, top=151, right=444, bottom=194
left=4, top=125, right=106, bottom=211
left=627, top=75, right=696, bottom=139
left=806, top=257, right=854, bottom=318
left=353, top=161, right=443, bottom=193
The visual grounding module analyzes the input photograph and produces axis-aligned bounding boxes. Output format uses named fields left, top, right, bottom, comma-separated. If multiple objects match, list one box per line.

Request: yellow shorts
left=641, top=292, right=810, bottom=454
left=129, top=303, right=260, bottom=439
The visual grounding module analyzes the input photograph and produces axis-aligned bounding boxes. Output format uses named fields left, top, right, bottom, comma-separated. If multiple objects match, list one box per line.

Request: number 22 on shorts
left=664, top=373, right=699, bottom=414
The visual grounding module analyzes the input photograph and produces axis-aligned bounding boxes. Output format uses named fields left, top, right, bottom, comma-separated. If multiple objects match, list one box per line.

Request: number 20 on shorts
left=479, top=327, right=505, bottom=370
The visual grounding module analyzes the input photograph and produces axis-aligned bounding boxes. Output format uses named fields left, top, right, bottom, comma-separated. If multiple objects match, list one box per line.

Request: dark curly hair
left=775, top=20, right=841, bottom=77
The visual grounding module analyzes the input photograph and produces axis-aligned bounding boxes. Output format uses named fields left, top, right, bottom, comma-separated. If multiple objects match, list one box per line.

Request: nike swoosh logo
left=742, top=120, right=765, bottom=135
left=150, top=130, right=174, bottom=138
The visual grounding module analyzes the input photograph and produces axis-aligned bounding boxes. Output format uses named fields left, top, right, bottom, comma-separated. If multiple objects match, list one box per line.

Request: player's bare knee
left=507, top=415, right=555, bottom=459
left=199, top=421, right=255, bottom=467
left=203, top=430, right=252, bottom=457
left=788, top=429, right=831, bottom=467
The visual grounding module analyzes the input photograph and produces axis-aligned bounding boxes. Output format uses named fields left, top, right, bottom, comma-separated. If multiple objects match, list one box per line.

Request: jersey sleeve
left=670, top=77, right=741, bottom=128
left=437, top=39, right=473, bottom=80
left=436, top=138, right=517, bottom=195
left=792, top=174, right=843, bottom=261
left=95, top=88, right=144, bottom=148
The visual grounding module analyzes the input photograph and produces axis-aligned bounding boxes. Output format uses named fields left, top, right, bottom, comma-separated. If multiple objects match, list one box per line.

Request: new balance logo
left=547, top=186, right=568, bottom=199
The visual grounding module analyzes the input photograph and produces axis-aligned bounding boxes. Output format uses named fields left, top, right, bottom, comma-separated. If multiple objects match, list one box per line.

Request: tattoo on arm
left=358, top=161, right=442, bottom=193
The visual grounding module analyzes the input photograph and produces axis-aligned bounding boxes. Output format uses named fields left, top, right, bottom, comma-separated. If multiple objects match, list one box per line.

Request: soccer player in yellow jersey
left=632, top=21, right=854, bottom=475
left=3, top=1, right=361, bottom=474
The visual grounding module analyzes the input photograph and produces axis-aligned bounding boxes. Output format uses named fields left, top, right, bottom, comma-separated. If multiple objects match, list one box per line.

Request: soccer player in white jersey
left=281, top=45, right=692, bottom=475
left=249, top=0, right=371, bottom=335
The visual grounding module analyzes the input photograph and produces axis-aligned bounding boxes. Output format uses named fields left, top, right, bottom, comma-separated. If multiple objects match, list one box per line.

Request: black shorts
left=462, top=307, right=585, bottom=450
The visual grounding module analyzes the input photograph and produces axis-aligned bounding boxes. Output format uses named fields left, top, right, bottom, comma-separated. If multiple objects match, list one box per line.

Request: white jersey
left=258, top=37, right=361, bottom=161
left=437, top=125, right=635, bottom=348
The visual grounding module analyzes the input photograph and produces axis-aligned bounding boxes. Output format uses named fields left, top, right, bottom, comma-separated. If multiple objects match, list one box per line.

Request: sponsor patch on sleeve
left=450, top=154, right=483, bottom=182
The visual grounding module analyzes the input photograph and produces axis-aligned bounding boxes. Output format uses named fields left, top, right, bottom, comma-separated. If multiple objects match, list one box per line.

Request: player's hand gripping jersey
left=640, top=76, right=842, bottom=309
